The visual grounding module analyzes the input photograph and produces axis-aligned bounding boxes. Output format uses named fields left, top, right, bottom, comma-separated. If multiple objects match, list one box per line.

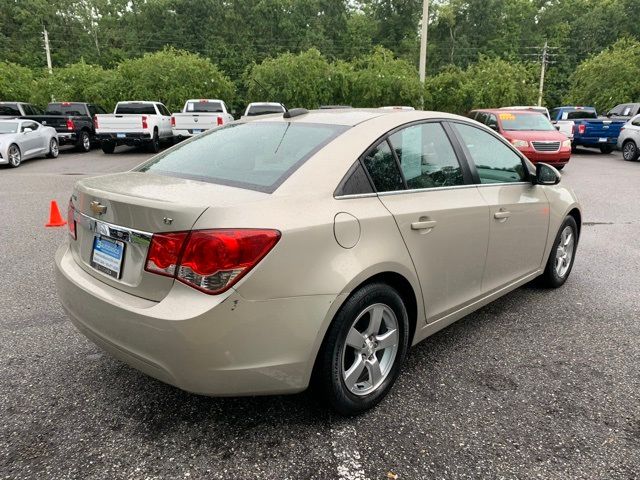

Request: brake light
left=578, top=124, right=586, bottom=135
left=67, top=199, right=76, bottom=240
left=142, top=115, right=148, bottom=129
left=217, top=116, right=223, bottom=126
left=93, top=115, right=99, bottom=129
left=145, top=229, right=280, bottom=294
left=171, top=116, right=175, bottom=127
left=66, top=118, right=75, bottom=131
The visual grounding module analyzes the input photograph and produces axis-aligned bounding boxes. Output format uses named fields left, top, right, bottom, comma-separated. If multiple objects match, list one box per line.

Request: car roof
left=248, top=102, right=283, bottom=107
left=245, top=108, right=465, bottom=127
left=474, top=108, right=540, bottom=115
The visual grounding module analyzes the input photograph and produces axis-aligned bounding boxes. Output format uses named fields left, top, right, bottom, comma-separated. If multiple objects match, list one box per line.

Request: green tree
left=349, top=47, right=422, bottom=107
left=0, top=62, right=37, bottom=101
left=30, top=60, right=122, bottom=109
left=117, top=48, right=235, bottom=112
left=565, top=38, right=640, bottom=113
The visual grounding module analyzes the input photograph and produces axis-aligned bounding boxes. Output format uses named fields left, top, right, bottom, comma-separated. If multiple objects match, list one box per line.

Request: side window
left=97, top=105, right=107, bottom=114
left=87, top=105, right=97, bottom=117
left=21, top=121, right=36, bottom=132
left=23, top=104, right=35, bottom=115
left=336, top=162, right=374, bottom=196
left=158, top=104, right=170, bottom=116
left=550, top=108, right=560, bottom=121
left=453, top=123, right=526, bottom=184
left=475, top=112, right=488, bottom=125
left=631, top=116, right=640, bottom=127
left=362, top=140, right=404, bottom=192
left=388, top=123, right=465, bottom=189
left=486, top=114, right=498, bottom=130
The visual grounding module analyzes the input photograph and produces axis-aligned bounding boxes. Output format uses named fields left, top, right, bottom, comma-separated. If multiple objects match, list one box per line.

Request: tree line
left=1, top=0, right=640, bottom=113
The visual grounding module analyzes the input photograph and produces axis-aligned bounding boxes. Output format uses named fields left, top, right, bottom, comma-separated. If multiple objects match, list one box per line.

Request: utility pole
left=43, top=28, right=53, bottom=75
left=418, top=0, right=429, bottom=108
left=537, top=40, right=548, bottom=107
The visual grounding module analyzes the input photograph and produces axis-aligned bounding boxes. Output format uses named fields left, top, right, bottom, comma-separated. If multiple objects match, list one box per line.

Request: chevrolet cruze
left=55, top=109, right=581, bottom=415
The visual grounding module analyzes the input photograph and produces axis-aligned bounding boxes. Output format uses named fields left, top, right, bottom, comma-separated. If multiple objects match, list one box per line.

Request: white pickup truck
left=171, top=99, right=234, bottom=139
left=95, top=101, right=173, bottom=153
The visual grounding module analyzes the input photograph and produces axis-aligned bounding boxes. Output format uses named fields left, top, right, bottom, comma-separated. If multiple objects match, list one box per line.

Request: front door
left=450, top=122, right=550, bottom=293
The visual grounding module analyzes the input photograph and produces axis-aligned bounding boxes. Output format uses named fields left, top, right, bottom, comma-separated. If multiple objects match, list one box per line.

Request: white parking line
left=331, top=424, right=370, bottom=480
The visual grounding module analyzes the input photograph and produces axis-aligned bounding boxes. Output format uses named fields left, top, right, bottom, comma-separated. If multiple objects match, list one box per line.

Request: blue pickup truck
left=550, top=106, right=625, bottom=154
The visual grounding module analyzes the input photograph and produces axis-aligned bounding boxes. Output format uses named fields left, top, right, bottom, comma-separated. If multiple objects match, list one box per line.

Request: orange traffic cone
left=45, top=200, right=67, bottom=227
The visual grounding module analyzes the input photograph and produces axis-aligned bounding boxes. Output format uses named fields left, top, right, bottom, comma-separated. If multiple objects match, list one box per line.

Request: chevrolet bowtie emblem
left=90, top=201, right=107, bottom=215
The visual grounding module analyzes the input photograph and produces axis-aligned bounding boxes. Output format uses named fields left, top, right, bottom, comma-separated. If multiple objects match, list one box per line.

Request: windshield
left=115, top=103, right=157, bottom=115
left=247, top=105, right=285, bottom=116
left=137, top=122, right=347, bottom=192
left=46, top=103, right=85, bottom=116
left=498, top=112, right=555, bottom=131
left=0, top=122, right=19, bottom=133
left=186, top=101, right=223, bottom=113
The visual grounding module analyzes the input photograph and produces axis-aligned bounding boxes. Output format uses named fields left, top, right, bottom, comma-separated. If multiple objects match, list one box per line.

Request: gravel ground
left=0, top=145, right=638, bottom=479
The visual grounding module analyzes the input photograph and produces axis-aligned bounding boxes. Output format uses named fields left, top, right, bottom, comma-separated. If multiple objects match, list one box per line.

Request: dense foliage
left=1, top=0, right=639, bottom=111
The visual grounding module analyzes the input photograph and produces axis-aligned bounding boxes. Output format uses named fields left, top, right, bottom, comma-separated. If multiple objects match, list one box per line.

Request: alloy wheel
left=82, top=132, right=90, bottom=151
left=50, top=138, right=59, bottom=157
left=341, top=303, right=399, bottom=396
left=623, top=141, right=637, bottom=161
left=555, top=225, right=575, bottom=278
left=8, top=145, right=21, bottom=167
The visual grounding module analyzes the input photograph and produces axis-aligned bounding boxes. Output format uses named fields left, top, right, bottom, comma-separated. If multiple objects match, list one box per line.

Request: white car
left=242, top=102, right=286, bottom=119
left=0, top=119, right=58, bottom=168
left=171, top=99, right=235, bottom=139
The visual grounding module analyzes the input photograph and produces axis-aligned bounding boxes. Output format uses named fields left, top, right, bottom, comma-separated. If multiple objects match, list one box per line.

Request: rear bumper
left=55, top=242, right=337, bottom=396
left=172, top=128, right=210, bottom=138
left=56, top=132, right=78, bottom=145
left=97, top=132, right=152, bottom=146
left=573, top=136, right=618, bottom=147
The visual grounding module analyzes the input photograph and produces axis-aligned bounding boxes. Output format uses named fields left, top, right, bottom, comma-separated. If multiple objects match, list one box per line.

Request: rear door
left=450, top=122, right=549, bottom=293
left=366, top=121, right=490, bottom=321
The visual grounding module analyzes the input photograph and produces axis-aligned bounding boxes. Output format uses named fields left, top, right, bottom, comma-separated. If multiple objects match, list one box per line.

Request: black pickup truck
left=22, top=102, right=107, bottom=152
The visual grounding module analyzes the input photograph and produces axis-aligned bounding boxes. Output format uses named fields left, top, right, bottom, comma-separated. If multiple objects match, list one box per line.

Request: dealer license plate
left=91, top=236, right=125, bottom=279
left=192, top=129, right=202, bottom=134
left=117, top=133, right=126, bottom=138
left=598, top=137, right=607, bottom=143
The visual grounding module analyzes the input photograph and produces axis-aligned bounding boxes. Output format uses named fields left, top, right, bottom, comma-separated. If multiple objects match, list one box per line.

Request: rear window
left=247, top=105, right=285, bottom=116
left=0, top=104, right=21, bottom=116
left=46, top=103, right=86, bottom=116
left=563, top=109, right=597, bottom=120
left=115, top=103, right=157, bottom=115
left=137, top=122, right=347, bottom=192
left=186, top=101, right=223, bottom=113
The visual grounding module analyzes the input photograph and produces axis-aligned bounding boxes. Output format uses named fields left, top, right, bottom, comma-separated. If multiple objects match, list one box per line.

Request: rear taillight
left=67, top=199, right=76, bottom=240
left=171, top=116, right=175, bottom=127
left=93, top=115, right=99, bottom=129
left=142, top=115, right=148, bottom=129
left=577, top=124, right=586, bottom=135
left=217, top=116, right=223, bottom=126
left=144, top=229, right=280, bottom=294
left=66, top=118, right=75, bottom=131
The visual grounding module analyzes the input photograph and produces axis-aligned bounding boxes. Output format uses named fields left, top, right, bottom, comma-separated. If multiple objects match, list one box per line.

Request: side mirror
left=533, top=162, right=561, bottom=185
left=23, top=128, right=33, bottom=133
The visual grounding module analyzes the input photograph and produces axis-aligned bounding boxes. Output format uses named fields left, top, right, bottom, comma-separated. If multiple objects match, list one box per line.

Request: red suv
left=469, top=109, right=571, bottom=169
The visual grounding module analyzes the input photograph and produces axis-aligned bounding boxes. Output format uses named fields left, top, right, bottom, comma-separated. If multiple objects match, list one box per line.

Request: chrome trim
left=73, top=210, right=153, bottom=247
left=475, top=182, right=531, bottom=188
left=334, top=192, right=378, bottom=200
left=377, top=184, right=477, bottom=196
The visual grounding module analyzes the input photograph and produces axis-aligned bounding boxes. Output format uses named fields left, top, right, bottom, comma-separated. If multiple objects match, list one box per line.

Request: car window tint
left=389, top=123, right=464, bottom=189
left=632, top=117, right=640, bottom=127
left=0, top=104, right=20, bottom=116
left=138, top=122, right=347, bottom=193
left=337, top=162, right=374, bottom=196
left=453, top=123, right=526, bottom=184
left=475, top=112, right=488, bottom=124
left=115, top=103, right=157, bottom=115
left=362, top=140, right=404, bottom=192
left=486, top=114, right=498, bottom=129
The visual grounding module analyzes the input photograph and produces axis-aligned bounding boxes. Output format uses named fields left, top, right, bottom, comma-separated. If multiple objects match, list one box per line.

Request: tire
left=622, top=140, right=639, bottom=161
left=76, top=130, right=91, bottom=152
left=599, top=144, right=614, bottom=154
left=539, top=216, right=578, bottom=288
left=101, top=141, right=116, bottom=154
left=7, top=144, right=21, bottom=167
left=571, top=143, right=577, bottom=153
left=556, top=165, right=564, bottom=170
left=316, top=282, right=410, bottom=416
left=46, top=137, right=59, bottom=158
left=147, top=130, right=160, bottom=153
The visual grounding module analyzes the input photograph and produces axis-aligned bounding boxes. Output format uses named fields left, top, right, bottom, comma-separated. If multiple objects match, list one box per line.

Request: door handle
left=494, top=210, right=511, bottom=220
left=411, top=220, right=437, bottom=230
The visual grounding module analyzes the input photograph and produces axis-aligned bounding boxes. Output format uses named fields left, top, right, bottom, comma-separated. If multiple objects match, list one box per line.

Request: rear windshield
left=559, top=109, right=598, bottom=120
left=137, top=122, right=347, bottom=192
left=46, top=103, right=86, bottom=116
left=0, top=104, right=20, bottom=116
left=115, top=103, right=157, bottom=115
left=247, top=105, right=285, bottom=116
left=186, top=101, right=223, bottom=113
left=498, top=112, right=556, bottom=131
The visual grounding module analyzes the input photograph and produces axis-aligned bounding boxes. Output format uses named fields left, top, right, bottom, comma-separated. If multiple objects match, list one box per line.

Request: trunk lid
left=70, top=171, right=268, bottom=301
left=96, top=114, right=145, bottom=132
left=582, top=119, right=625, bottom=138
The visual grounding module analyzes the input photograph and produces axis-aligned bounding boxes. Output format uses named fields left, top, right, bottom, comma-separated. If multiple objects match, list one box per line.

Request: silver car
left=56, top=109, right=581, bottom=415
left=0, top=119, right=59, bottom=167
left=617, top=114, right=640, bottom=161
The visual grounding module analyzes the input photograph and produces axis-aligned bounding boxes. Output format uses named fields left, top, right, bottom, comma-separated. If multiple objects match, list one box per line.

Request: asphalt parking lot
left=1, top=145, right=638, bottom=479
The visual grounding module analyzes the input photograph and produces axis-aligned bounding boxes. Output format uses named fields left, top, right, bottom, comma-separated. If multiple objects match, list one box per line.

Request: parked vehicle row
left=550, top=106, right=624, bottom=154
left=172, top=99, right=234, bottom=140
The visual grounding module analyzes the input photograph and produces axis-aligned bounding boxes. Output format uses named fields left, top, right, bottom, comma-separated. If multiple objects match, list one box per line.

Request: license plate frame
left=116, top=133, right=126, bottom=139
left=91, top=235, right=125, bottom=279
left=192, top=129, right=202, bottom=134
left=598, top=137, right=607, bottom=143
